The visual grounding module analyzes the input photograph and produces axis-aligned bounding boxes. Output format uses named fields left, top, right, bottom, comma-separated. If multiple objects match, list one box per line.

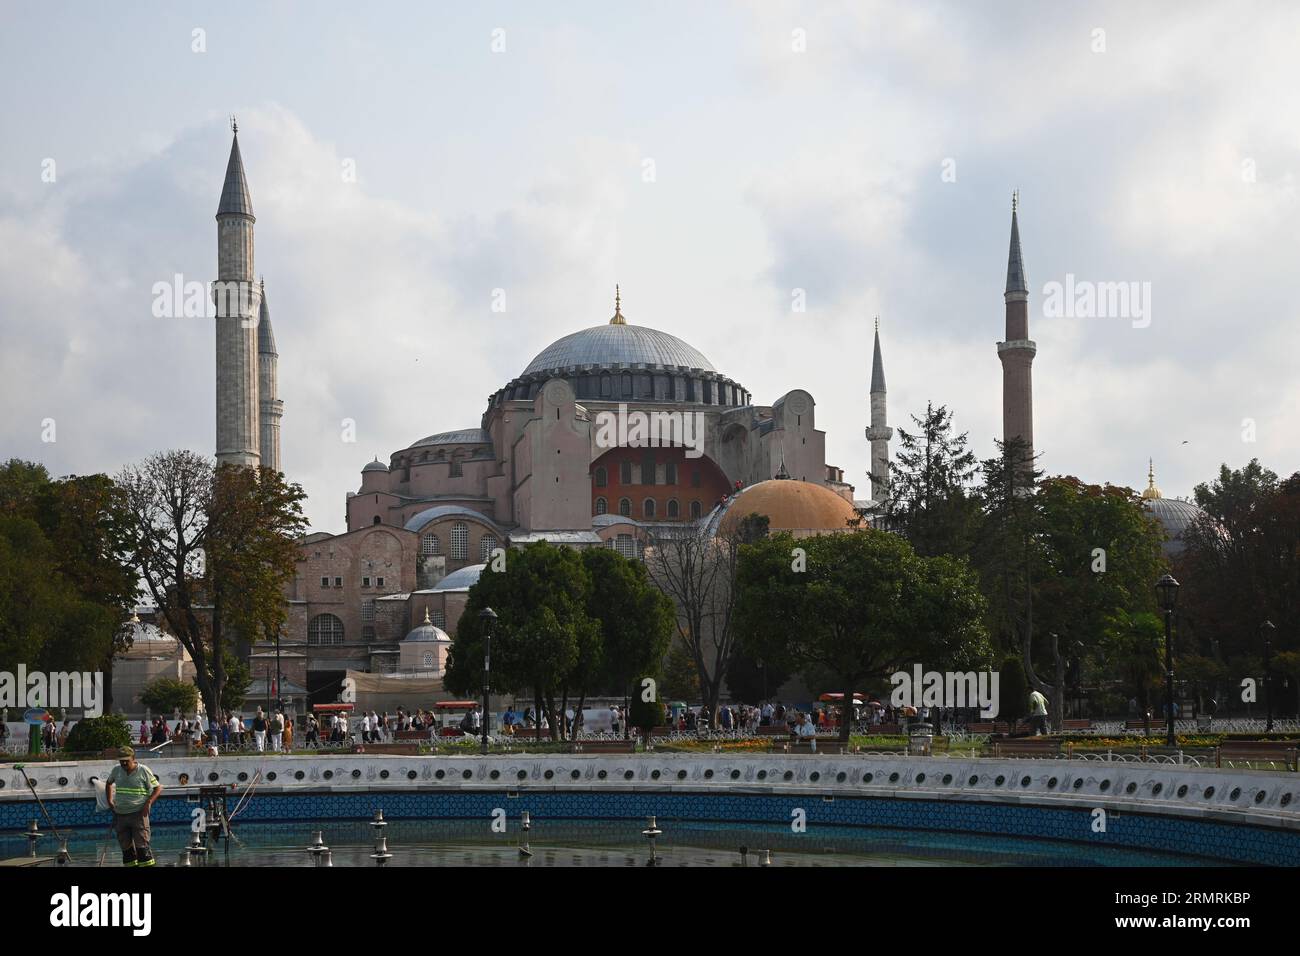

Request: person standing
left=1028, top=689, right=1049, bottom=736
left=106, top=747, right=162, bottom=867
left=252, top=709, right=267, bottom=751
left=269, top=710, right=284, bottom=752
left=282, top=713, right=293, bottom=750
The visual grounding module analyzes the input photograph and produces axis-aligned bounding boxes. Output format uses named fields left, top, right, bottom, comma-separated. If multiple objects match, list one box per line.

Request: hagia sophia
left=204, top=127, right=1204, bottom=708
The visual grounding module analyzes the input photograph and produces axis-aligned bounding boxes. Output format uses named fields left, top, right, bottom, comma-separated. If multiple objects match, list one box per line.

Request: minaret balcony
left=866, top=425, right=893, bottom=442
left=997, top=339, right=1037, bottom=356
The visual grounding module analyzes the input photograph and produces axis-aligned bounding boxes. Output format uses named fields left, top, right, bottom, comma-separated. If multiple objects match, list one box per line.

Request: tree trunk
left=840, top=684, right=855, bottom=743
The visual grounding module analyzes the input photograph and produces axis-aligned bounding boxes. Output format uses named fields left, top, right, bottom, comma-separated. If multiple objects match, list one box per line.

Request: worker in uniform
left=105, top=746, right=162, bottom=867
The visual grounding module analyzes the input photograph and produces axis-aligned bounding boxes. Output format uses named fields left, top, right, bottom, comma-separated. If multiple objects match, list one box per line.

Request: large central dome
left=522, top=323, right=716, bottom=376
left=487, top=294, right=749, bottom=410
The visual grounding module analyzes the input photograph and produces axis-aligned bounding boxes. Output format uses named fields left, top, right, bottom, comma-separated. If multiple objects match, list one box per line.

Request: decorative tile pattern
left=5, top=788, right=1298, bottom=865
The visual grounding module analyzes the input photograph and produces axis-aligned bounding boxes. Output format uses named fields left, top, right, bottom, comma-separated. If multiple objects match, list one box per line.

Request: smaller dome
left=363, top=457, right=389, bottom=473
left=404, top=609, right=451, bottom=643
left=122, top=613, right=172, bottom=643
left=716, top=478, right=860, bottom=537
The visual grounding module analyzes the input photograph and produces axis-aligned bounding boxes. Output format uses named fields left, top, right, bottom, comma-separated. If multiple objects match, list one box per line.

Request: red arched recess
left=590, top=447, right=732, bottom=521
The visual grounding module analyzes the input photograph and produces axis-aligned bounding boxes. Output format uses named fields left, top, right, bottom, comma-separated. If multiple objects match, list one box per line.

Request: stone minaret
left=865, top=318, right=892, bottom=504
left=257, top=280, right=283, bottom=473
left=997, top=192, right=1035, bottom=460
left=214, top=121, right=261, bottom=468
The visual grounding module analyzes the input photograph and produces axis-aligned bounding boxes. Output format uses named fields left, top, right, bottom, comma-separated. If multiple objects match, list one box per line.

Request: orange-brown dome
left=717, top=479, right=860, bottom=537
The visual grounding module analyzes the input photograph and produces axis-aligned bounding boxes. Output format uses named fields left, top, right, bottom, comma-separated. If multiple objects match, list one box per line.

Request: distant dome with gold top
left=1140, top=459, right=1207, bottom=557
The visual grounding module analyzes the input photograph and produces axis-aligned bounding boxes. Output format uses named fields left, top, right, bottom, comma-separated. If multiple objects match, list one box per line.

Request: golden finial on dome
left=1141, top=458, right=1163, bottom=500
left=610, top=284, right=626, bottom=325
left=423, top=608, right=432, bottom=626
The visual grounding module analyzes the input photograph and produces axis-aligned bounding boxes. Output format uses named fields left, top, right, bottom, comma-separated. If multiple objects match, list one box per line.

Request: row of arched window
left=595, top=497, right=701, bottom=520
left=593, top=462, right=694, bottom=487
left=419, top=524, right=498, bottom=562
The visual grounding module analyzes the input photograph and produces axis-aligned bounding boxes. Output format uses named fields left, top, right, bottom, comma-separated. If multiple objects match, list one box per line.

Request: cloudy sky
left=2, top=1, right=1297, bottom=534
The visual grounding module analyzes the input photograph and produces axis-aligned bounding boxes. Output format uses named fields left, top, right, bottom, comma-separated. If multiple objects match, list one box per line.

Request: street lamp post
left=1155, top=573, right=1180, bottom=748
left=1261, top=620, right=1276, bottom=733
left=478, top=607, right=498, bottom=756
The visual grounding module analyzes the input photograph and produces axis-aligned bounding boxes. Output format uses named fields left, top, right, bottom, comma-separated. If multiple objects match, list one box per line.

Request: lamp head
left=1155, top=573, right=1180, bottom=613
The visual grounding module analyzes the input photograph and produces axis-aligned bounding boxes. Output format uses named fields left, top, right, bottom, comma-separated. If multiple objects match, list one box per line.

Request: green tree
left=445, top=542, right=597, bottom=740
left=1100, top=610, right=1164, bottom=732
left=736, top=529, right=991, bottom=741
left=140, top=677, right=200, bottom=715
left=0, top=462, right=137, bottom=709
left=117, top=452, right=308, bottom=722
left=582, top=547, right=674, bottom=736
left=885, top=403, right=981, bottom=557
left=998, top=656, right=1028, bottom=725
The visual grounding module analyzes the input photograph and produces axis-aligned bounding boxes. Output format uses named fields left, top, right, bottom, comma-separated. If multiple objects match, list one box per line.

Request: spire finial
left=1012, top=189, right=1018, bottom=213
left=1141, top=458, right=1163, bottom=500
left=874, top=315, right=879, bottom=333
left=231, top=114, right=238, bottom=135
left=423, top=607, right=432, bottom=626
left=610, top=284, right=626, bottom=324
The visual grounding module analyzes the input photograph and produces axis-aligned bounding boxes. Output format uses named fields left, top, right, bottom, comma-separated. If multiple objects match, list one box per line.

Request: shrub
left=629, top=697, right=666, bottom=733
left=64, top=713, right=132, bottom=753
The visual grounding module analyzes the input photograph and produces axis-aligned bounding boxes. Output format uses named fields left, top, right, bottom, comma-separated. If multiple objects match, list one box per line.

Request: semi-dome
left=522, top=323, right=716, bottom=376
left=427, top=563, right=486, bottom=593
left=404, top=609, right=451, bottom=643
left=715, top=478, right=860, bottom=537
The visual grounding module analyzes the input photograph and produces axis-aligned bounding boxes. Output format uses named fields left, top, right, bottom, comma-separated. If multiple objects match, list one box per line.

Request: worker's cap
left=116, top=746, right=135, bottom=759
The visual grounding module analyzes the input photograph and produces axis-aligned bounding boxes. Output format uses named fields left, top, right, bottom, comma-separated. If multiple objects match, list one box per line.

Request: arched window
left=667, top=498, right=679, bottom=518
left=665, top=462, right=677, bottom=485
left=480, top=534, right=498, bottom=563
left=308, top=614, right=344, bottom=646
left=372, top=515, right=381, bottom=525
left=690, top=500, right=701, bottom=519
left=421, top=533, right=440, bottom=555
left=595, top=497, right=607, bottom=515
left=594, top=466, right=607, bottom=487
left=620, top=460, right=632, bottom=484
left=600, top=373, right=611, bottom=397
left=450, top=522, right=469, bottom=559
left=618, top=498, right=631, bottom=517
left=621, top=372, right=632, bottom=397
left=643, top=499, right=656, bottom=519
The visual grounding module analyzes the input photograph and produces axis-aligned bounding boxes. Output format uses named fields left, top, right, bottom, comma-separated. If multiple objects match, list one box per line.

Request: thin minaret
left=866, top=317, right=893, bottom=504
left=257, top=279, right=283, bottom=473
left=214, top=118, right=261, bottom=468
left=997, top=191, right=1035, bottom=463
